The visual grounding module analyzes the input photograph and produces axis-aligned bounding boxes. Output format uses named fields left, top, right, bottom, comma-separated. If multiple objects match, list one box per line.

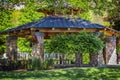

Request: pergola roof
left=33, top=16, right=104, bottom=28
left=1, top=16, right=120, bottom=39
left=1, top=16, right=104, bottom=34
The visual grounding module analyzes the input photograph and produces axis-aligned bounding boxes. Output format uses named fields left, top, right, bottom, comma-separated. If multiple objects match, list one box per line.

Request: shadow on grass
left=0, top=67, right=120, bottom=80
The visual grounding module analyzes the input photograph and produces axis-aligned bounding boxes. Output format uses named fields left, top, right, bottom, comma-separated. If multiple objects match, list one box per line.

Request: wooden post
left=32, top=32, right=44, bottom=63
left=6, top=36, right=17, bottom=60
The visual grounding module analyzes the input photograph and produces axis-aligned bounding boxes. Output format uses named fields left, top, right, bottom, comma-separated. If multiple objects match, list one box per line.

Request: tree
left=105, top=0, right=120, bottom=31
left=0, top=0, right=44, bottom=53
left=0, top=0, right=116, bottom=17
left=45, top=31, right=104, bottom=66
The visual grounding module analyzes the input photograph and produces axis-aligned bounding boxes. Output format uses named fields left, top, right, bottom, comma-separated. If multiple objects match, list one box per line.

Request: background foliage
left=0, top=0, right=119, bottom=53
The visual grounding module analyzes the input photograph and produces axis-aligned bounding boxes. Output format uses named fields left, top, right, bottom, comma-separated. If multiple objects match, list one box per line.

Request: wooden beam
left=32, top=28, right=101, bottom=33
left=37, top=7, right=85, bottom=16
left=99, top=28, right=120, bottom=36
left=7, top=27, right=120, bottom=39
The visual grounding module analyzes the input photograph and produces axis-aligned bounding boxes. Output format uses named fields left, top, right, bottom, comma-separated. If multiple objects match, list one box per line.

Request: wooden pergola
left=1, top=15, right=120, bottom=65
left=1, top=2, right=120, bottom=66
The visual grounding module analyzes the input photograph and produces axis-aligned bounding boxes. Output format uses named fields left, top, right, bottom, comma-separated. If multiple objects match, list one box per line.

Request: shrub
left=32, top=57, right=41, bottom=70
left=43, top=59, right=54, bottom=69
left=27, top=59, right=32, bottom=70
left=116, top=46, right=120, bottom=54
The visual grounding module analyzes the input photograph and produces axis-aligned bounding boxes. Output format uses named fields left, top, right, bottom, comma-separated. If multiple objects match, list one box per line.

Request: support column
left=103, top=37, right=116, bottom=64
left=32, top=32, right=44, bottom=63
left=75, top=53, right=82, bottom=67
left=98, top=51, right=104, bottom=66
left=6, top=36, right=17, bottom=60
left=90, top=53, right=98, bottom=67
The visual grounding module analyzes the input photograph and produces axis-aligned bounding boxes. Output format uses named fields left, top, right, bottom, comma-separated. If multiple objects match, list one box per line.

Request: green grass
left=0, top=67, right=120, bottom=80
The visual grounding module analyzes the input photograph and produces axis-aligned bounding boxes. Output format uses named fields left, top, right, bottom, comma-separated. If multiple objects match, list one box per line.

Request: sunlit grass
left=0, top=67, right=120, bottom=80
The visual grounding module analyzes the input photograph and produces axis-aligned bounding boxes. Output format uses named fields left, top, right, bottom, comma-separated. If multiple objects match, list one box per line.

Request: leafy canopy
left=0, top=0, right=117, bottom=17
left=0, top=0, right=44, bottom=53
left=45, top=31, right=104, bottom=54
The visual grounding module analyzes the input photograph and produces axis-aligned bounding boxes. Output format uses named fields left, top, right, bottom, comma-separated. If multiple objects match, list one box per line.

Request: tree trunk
left=90, top=53, right=98, bottom=67
left=75, top=53, right=82, bottom=67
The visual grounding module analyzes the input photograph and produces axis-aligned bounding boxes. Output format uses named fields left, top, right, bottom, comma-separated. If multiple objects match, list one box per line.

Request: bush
left=27, top=59, right=32, bottom=70
left=116, top=46, right=120, bottom=54
left=43, top=59, right=54, bottom=69
left=32, top=57, right=41, bottom=70
left=0, top=59, right=21, bottom=71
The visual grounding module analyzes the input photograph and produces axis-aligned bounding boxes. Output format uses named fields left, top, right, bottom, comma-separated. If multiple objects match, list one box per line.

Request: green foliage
left=43, top=59, right=54, bottom=69
left=20, top=60, right=27, bottom=69
left=27, top=59, right=32, bottom=70
left=0, top=36, right=6, bottom=54
left=72, top=31, right=104, bottom=54
left=82, top=53, right=90, bottom=64
left=18, top=1, right=44, bottom=25
left=46, top=31, right=104, bottom=54
left=0, top=60, right=22, bottom=71
left=0, top=9, right=13, bottom=30
left=0, top=0, right=117, bottom=54
left=116, top=46, right=120, bottom=54
left=32, top=57, right=41, bottom=70
left=18, top=38, right=32, bottom=52
left=37, top=0, right=116, bottom=16
left=1, top=0, right=116, bottom=22
left=65, top=54, right=75, bottom=62
left=0, top=0, right=44, bottom=53
left=45, top=34, right=70, bottom=53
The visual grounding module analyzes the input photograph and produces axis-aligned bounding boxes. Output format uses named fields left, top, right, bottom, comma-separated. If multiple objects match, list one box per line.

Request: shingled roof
left=31, top=16, right=104, bottom=28
left=1, top=16, right=105, bottom=34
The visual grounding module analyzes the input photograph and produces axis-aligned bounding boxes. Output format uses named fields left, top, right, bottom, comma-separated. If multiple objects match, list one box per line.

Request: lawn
left=0, top=67, right=120, bottom=80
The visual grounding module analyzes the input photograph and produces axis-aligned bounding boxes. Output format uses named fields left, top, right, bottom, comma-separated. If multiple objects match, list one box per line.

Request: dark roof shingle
left=0, top=16, right=105, bottom=34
